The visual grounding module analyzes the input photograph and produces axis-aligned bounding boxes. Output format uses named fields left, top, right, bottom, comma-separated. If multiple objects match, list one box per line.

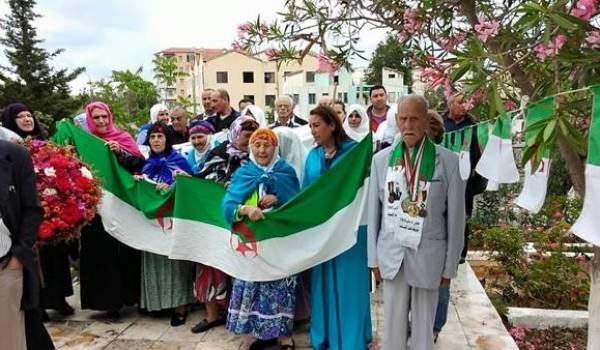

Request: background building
left=155, top=48, right=410, bottom=119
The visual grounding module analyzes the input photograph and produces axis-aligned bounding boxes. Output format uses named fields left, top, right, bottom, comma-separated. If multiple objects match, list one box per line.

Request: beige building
left=155, top=47, right=323, bottom=116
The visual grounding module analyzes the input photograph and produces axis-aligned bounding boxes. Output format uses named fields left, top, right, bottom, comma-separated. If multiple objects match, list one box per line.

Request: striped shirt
left=0, top=217, right=11, bottom=258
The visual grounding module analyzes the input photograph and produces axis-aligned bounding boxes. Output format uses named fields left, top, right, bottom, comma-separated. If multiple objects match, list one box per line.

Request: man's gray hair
left=171, top=106, right=189, bottom=117
left=397, top=94, right=429, bottom=112
left=275, top=95, right=295, bottom=107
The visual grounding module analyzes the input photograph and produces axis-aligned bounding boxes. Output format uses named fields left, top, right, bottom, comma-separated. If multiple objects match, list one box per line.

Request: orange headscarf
left=250, top=128, right=278, bottom=146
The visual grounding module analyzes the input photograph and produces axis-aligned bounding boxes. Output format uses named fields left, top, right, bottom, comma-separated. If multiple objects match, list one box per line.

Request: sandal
left=190, top=318, right=225, bottom=333
left=170, top=311, right=188, bottom=327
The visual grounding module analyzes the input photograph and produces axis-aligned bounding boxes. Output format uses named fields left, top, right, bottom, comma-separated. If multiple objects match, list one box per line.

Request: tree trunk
left=589, top=246, right=600, bottom=349
left=557, top=137, right=586, bottom=197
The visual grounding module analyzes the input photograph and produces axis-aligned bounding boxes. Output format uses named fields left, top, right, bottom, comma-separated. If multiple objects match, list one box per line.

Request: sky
left=0, top=0, right=387, bottom=94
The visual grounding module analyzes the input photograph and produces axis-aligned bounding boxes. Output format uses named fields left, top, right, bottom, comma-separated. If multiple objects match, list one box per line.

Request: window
left=333, top=75, right=339, bottom=84
left=343, top=93, right=348, bottom=103
left=179, top=78, right=185, bottom=84
left=293, top=94, right=300, bottom=105
left=322, top=93, right=329, bottom=97
left=264, top=72, right=275, bottom=83
left=306, top=71, right=315, bottom=83
left=308, top=93, right=316, bottom=104
left=243, top=95, right=255, bottom=103
left=186, top=54, right=194, bottom=63
left=265, top=95, right=276, bottom=107
left=243, top=71, right=255, bottom=83
left=180, top=89, right=185, bottom=95
left=337, top=92, right=343, bottom=101
left=388, top=73, right=396, bottom=79
left=216, top=71, right=228, bottom=84
left=166, top=89, right=175, bottom=98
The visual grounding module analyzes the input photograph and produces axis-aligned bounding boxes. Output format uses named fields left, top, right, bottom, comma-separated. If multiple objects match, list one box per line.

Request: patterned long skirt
left=140, top=252, right=194, bottom=311
left=226, top=276, right=298, bottom=340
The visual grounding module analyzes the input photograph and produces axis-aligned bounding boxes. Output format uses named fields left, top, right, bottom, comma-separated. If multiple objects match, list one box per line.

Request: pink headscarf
left=85, top=101, right=144, bottom=158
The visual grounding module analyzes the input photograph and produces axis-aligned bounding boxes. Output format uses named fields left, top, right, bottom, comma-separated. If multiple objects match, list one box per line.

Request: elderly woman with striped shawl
left=222, top=128, right=300, bottom=350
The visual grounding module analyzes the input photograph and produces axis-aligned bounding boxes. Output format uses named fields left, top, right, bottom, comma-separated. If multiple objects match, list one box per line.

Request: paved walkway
left=46, top=264, right=517, bottom=349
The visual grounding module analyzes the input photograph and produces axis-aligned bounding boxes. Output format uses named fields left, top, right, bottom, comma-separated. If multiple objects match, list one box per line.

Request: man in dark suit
left=0, top=140, right=45, bottom=350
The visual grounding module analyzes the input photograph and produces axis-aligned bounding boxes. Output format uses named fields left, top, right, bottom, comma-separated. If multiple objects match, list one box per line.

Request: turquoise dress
left=303, top=140, right=373, bottom=350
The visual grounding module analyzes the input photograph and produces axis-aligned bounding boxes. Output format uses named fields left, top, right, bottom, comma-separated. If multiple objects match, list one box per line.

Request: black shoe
left=105, top=310, right=120, bottom=321
left=190, top=318, right=226, bottom=333
left=249, top=338, right=277, bottom=350
left=434, top=331, right=440, bottom=343
left=170, top=311, right=188, bottom=327
left=57, top=301, right=75, bottom=316
left=42, top=309, right=50, bottom=322
left=280, top=339, right=295, bottom=350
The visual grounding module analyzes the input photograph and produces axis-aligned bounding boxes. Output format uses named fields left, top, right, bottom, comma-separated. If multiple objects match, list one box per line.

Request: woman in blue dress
left=222, top=128, right=301, bottom=350
left=137, top=122, right=195, bottom=326
left=303, top=106, right=372, bottom=350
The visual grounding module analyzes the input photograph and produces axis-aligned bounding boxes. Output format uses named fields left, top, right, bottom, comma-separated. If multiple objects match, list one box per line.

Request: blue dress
left=223, top=158, right=301, bottom=340
left=303, top=140, right=373, bottom=350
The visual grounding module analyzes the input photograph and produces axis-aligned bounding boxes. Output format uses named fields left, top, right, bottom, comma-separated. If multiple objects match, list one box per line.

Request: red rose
left=55, top=177, right=71, bottom=192
left=60, top=205, right=81, bottom=225
left=38, top=221, right=55, bottom=241
left=49, top=156, right=71, bottom=169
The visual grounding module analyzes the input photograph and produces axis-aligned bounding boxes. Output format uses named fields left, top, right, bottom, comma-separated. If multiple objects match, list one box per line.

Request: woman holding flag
left=222, top=127, right=300, bottom=350
left=137, top=122, right=195, bottom=326
left=79, top=101, right=145, bottom=319
left=303, top=106, right=372, bottom=350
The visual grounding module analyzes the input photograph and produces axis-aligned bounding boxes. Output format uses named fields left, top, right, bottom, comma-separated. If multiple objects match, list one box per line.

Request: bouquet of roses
left=27, top=139, right=102, bottom=245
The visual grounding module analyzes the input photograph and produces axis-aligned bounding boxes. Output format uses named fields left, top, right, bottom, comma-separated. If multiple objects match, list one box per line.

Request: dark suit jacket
left=0, top=140, right=43, bottom=310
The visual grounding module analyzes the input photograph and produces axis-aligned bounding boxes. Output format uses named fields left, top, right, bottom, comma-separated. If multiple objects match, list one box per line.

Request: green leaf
left=543, top=119, right=556, bottom=142
left=548, top=14, right=578, bottom=30
left=450, top=63, right=471, bottom=83
left=521, top=144, right=539, bottom=167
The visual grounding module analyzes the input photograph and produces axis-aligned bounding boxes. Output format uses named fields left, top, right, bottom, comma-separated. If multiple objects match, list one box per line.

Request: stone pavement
left=45, top=264, right=518, bottom=349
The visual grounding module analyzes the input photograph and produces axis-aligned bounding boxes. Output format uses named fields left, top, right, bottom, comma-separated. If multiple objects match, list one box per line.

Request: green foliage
left=0, top=0, right=84, bottom=123
left=153, top=55, right=188, bottom=88
left=482, top=225, right=590, bottom=310
left=364, top=35, right=412, bottom=88
left=81, top=67, right=158, bottom=134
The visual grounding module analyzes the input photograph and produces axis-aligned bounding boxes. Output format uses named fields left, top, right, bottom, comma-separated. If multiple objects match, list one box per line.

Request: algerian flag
left=53, top=121, right=372, bottom=282
left=514, top=97, right=555, bottom=213
left=476, top=113, right=519, bottom=183
left=572, top=85, right=600, bottom=246
left=458, top=127, right=473, bottom=181
left=474, top=121, right=498, bottom=191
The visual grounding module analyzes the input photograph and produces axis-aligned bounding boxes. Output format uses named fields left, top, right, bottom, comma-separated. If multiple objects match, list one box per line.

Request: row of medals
left=401, top=197, right=427, bottom=218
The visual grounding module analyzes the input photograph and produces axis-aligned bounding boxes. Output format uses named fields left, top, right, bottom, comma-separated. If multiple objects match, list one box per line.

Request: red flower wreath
left=26, top=139, right=102, bottom=245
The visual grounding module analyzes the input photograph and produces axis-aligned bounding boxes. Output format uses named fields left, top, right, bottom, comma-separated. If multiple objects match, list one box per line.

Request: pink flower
left=504, top=100, right=517, bottom=111
left=586, top=30, right=600, bottom=48
left=264, top=47, right=279, bottom=60
left=509, top=325, right=529, bottom=342
left=474, top=15, right=500, bottom=43
left=571, top=0, right=597, bottom=21
left=237, top=22, right=253, bottom=38
left=533, top=34, right=567, bottom=61
left=318, top=53, right=337, bottom=75
left=231, top=41, right=243, bottom=53
left=260, top=24, right=269, bottom=37
left=441, top=31, right=467, bottom=51
left=402, top=8, right=422, bottom=33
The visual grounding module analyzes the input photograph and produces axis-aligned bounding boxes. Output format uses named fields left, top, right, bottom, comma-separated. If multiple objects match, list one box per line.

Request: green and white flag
left=476, top=113, right=519, bottom=184
left=458, top=127, right=473, bottom=181
left=572, top=85, right=600, bottom=246
left=514, top=97, right=554, bottom=213
left=53, top=121, right=372, bottom=282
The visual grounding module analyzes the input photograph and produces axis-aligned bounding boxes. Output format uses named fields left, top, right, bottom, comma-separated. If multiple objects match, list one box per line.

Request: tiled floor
left=45, top=264, right=518, bottom=349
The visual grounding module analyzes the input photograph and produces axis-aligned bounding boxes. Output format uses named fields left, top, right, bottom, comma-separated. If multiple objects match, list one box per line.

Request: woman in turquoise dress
left=222, top=128, right=301, bottom=350
left=303, top=106, right=372, bottom=350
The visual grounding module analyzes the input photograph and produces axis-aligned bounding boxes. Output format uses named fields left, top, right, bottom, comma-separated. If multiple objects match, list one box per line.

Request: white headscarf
left=150, top=103, right=169, bottom=123
left=273, top=127, right=308, bottom=184
left=242, top=105, right=267, bottom=127
left=0, top=126, right=22, bottom=143
left=374, top=103, right=399, bottom=145
left=343, top=104, right=370, bottom=142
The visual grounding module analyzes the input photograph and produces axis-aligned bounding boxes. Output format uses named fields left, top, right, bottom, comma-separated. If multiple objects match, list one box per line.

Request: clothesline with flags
left=439, top=84, right=600, bottom=246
